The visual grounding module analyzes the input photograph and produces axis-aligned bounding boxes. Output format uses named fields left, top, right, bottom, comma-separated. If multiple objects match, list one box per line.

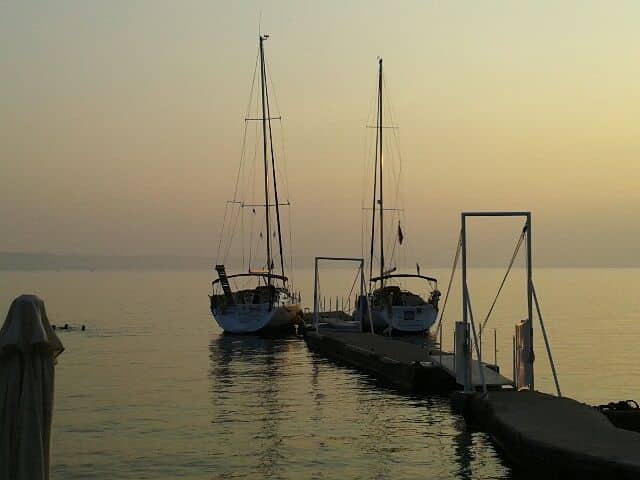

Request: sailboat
left=359, top=58, right=441, bottom=335
left=210, top=35, right=302, bottom=334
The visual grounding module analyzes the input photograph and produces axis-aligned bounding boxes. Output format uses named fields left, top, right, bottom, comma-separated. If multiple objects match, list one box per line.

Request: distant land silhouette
left=0, top=251, right=214, bottom=271
left=1, top=251, right=636, bottom=270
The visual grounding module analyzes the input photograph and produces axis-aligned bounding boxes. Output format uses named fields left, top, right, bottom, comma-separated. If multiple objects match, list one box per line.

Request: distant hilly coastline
left=2, top=251, right=633, bottom=270
left=0, top=252, right=322, bottom=271
left=0, top=251, right=215, bottom=271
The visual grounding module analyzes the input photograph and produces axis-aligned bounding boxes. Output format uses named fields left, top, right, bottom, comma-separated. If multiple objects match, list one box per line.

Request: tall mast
left=264, top=63, right=286, bottom=279
left=378, top=58, right=384, bottom=286
left=368, top=86, right=379, bottom=284
left=259, top=35, right=272, bottom=285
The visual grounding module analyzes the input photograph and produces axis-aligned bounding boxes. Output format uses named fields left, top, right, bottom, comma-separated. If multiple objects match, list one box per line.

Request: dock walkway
left=430, top=353, right=512, bottom=388
left=304, top=328, right=511, bottom=392
left=453, top=390, right=640, bottom=478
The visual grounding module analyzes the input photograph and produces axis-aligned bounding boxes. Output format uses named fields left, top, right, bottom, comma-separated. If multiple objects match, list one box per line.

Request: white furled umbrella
left=0, top=295, right=64, bottom=480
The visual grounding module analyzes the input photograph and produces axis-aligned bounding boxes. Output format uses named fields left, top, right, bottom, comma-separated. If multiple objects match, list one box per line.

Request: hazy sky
left=2, top=1, right=640, bottom=267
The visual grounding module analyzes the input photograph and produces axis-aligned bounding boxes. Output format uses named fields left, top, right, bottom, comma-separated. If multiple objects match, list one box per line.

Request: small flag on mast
left=397, top=222, right=404, bottom=245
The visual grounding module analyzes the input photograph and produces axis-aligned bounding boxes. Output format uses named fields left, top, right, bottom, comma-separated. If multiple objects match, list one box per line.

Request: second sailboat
left=359, top=58, right=441, bottom=335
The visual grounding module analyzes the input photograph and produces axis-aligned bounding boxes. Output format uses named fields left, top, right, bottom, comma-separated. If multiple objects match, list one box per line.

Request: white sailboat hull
left=211, top=302, right=302, bottom=334
left=368, top=303, right=437, bottom=333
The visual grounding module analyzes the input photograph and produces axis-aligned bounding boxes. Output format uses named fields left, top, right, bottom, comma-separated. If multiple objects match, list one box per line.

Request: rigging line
left=403, top=213, right=412, bottom=273
left=389, top=219, right=399, bottom=269
left=223, top=203, right=244, bottom=262
left=265, top=62, right=292, bottom=202
left=216, top=54, right=259, bottom=266
left=380, top=211, right=399, bottom=272
left=276, top=119, right=291, bottom=200
left=248, top=118, right=259, bottom=268
left=382, top=74, right=403, bottom=211
left=362, top=80, right=378, bottom=261
left=244, top=49, right=261, bottom=135
left=264, top=62, right=286, bottom=279
left=231, top=49, right=261, bottom=204
left=233, top=125, right=247, bottom=202
left=250, top=210, right=267, bottom=269
left=479, top=225, right=527, bottom=337
left=282, top=161, right=294, bottom=287
left=215, top=202, right=231, bottom=264
left=254, top=213, right=266, bottom=269
left=435, top=231, right=462, bottom=338
left=287, top=206, right=295, bottom=288
left=221, top=48, right=260, bottom=267
left=362, top=84, right=378, bottom=197
left=362, top=115, right=375, bottom=262
left=221, top=204, right=237, bottom=263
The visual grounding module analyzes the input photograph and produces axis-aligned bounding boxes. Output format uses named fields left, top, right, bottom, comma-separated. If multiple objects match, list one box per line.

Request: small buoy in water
left=63, top=323, right=69, bottom=330
left=81, top=325, right=86, bottom=331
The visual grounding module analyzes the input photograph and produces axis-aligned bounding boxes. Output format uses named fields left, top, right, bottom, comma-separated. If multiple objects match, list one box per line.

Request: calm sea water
left=1, top=267, right=639, bottom=479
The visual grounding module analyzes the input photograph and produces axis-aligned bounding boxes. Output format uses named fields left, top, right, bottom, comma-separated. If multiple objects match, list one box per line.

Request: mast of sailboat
left=368, top=58, right=385, bottom=288
left=258, top=34, right=286, bottom=285
left=263, top=56, right=286, bottom=281
left=378, top=58, right=384, bottom=287
left=259, top=35, right=272, bottom=286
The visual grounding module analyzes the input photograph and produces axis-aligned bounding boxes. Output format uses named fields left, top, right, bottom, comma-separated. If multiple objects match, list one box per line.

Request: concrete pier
left=451, top=390, right=640, bottom=479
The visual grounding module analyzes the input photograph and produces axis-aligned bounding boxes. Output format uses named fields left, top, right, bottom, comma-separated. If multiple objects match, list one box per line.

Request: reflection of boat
left=209, top=35, right=301, bottom=334
left=209, top=333, right=286, bottom=372
left=208, top=333, right=283, bottom=476
left=358, top=59, right=440, bottom=335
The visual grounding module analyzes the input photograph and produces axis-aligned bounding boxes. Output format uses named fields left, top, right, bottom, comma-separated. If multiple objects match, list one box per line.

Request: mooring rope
left=345, top=267, right=361, bottom=310
left=478, top=224, right=527, bottom=337
left=435, top=230, right=462, bottom=338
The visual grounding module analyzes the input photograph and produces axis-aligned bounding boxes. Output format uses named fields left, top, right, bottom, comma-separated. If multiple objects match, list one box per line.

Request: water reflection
left=453, top=419, right=473, bottom=480
left=208, top=333, right=511, bottom=479
left=209, top=334, right=295, bottom=479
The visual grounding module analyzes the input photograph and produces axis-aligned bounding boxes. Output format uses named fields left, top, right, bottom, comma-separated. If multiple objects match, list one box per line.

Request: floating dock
left=304, top=213, right=640, bottom=477
left=451, top=390, right=640, bottom=478
left=303, top=328, right=512, bottom=393
left=305, top=327, right=640, bottom=477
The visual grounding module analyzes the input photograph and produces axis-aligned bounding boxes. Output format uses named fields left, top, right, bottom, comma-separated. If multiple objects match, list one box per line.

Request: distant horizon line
left=1, top=251, right=639, bottom=270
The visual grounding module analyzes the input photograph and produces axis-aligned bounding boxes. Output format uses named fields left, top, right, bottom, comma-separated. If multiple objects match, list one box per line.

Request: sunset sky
left=2, top=1, right=640, bottom=267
